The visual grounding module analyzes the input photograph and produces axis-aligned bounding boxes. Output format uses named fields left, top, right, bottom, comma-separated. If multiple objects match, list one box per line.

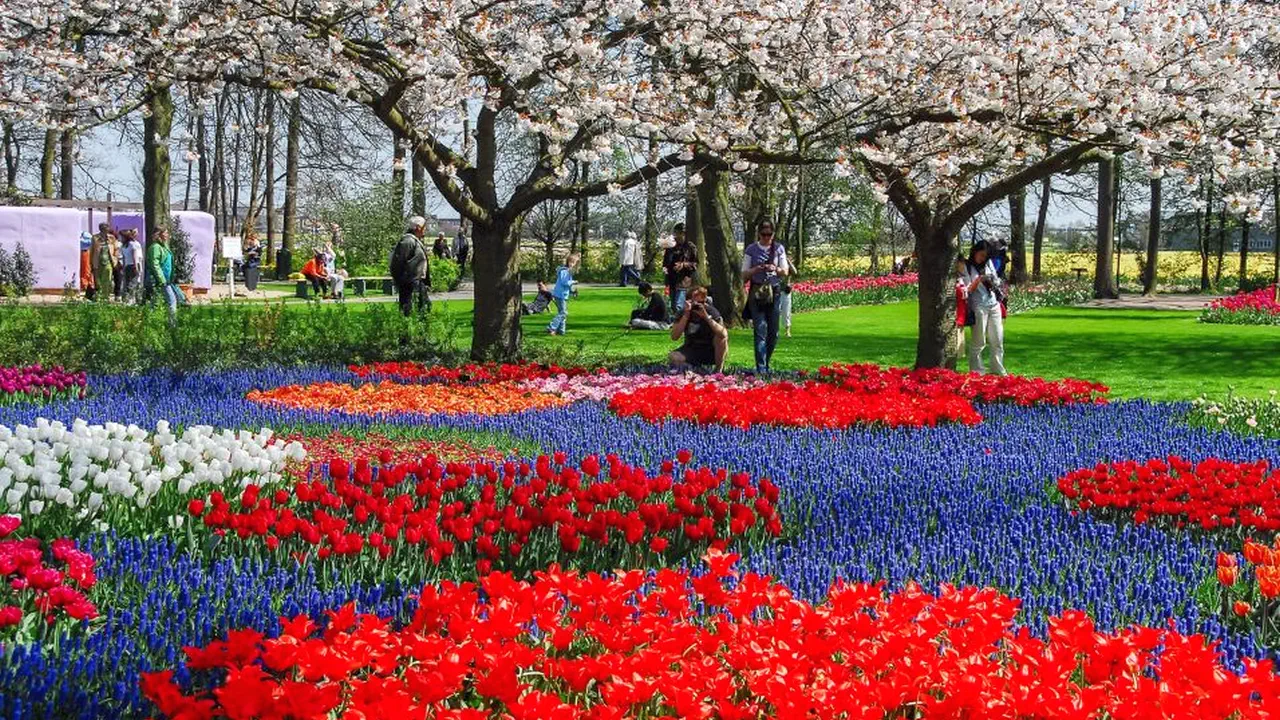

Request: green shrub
left=11, top=242, right=33, bottom=297
left=170, top=218, right=196, bottom=285
left=0, top=301, right=460, bottom=373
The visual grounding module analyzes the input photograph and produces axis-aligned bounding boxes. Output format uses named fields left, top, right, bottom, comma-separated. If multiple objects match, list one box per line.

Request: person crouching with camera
left=956, top=239, right=1007, bottom=376
left=670, top=286, right=728, bottom=372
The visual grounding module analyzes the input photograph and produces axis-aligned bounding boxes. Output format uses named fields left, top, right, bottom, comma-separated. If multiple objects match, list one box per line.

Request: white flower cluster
left=0, top=419, right=305, bottom=530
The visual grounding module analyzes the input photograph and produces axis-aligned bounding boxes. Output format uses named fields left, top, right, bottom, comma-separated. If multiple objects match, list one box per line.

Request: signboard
left=221, top=235, right=242, bottom=260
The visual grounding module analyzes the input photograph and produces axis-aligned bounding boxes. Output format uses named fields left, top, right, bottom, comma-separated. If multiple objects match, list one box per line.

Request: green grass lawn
left=280, top=287, right=1277, bottom=401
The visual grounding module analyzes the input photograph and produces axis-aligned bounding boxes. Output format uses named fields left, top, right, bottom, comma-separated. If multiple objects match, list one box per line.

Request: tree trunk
left=40, top=129, right=57, bottom=198
left=644, top=131, right=659, bottom=270
left=411, top=157, right=427, bottom=217
left=573, top=162, right=590, bottom=259
left=685, top=168, right=707, bottom=286
left=197, top=109, right=210, bottom=213
left=1239, top=182, right=1251, bottom=287
left=281, top=95, right=301, bottom=261
left=743, top=166, right=771, bottom=250
left=1199, top=177, right=1211, bottom=291
left=2, top=121, right=18, bottom=192
left=263, top=94, right=277, bottom=265
left=1215, top=202, right=1226, bottom=288
left=142, top=84, right=174, bottom=239
left=229, top=99, right=243, bottom=235
left=1273, top=171, right=1279, bottom=299
left=242, top=91, right=264, bottom=237
left=794, top=166, right=807, bottom=270
left=1032, top=176, right=1050, bottom=281
left=1008, top=187, right=1028, bottom=284
left=391, top=133, right=406, bottom=217
left=214, top=90, right=228, bottom=235
left=1093, top=158, right=1118, bottom=299
left=915, top=228, right=959, bottom=369
left=695, top=166, right=745, bottom=324
left=59, top=129, right=73, bottom=200
left=1142, top=176, right=1161, bottom=295
left=468, top=105, right=521, bottom=361
left=459, top=100, right=472, bottom=239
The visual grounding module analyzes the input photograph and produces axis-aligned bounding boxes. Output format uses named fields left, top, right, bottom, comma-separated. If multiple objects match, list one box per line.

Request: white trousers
left=968, top=304, right=1006, bottom=376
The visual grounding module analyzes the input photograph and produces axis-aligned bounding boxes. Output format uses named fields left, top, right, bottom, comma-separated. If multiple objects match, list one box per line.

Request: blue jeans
left=548, top=296, right=568, bottom=333
left=750, top=297, right=781, bottom=373
left=619, top=265, right=641, bottom=287
left=669, top=286, right=688, bottom=317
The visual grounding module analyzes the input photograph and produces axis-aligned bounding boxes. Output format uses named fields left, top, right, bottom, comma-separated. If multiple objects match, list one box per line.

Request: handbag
left=750, top=282, right=775, bottom=306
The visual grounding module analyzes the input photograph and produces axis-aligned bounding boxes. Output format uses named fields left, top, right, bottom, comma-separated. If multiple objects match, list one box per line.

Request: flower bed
left=790, top=273, right=917, bottom=312
left=0, top=365, right=86, bottom=406
left=283, top=431, right=510, bottom=479
left=247, top=380, right=570, bottom=417
left=610, top=380, right=982, bottom=429
left=190, top=452, right=780, bottom=583
left=1005, top=279, right=1093, bottom=314
left=0, top=419, right=304, bottom=538
left=1201, top=285, right=1280, bottom=325
left=1188, top=390, right=1280, bottom=438
left=348, top=361, right=594, bottom=384
left=518, top=371, right=762, bottom=403
left=1056, top=456, right=1280, bottom=534
left=817, top=363, right=1109, bottom=405
left=143, top=553, right=1280, bottom=720
left=0, top=518, right=96, bottom=641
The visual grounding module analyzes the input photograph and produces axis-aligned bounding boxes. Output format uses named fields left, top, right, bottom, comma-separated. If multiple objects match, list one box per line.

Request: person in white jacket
left=618, top=232, right=643, bottom=287
left=956, top=239, right=1007, bottom=376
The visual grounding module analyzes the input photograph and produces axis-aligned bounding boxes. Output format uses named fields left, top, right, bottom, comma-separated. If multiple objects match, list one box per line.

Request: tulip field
left=3, top=360, right=1280, bottom=718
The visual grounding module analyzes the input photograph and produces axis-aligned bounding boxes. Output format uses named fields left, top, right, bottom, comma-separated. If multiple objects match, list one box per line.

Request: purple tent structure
left=0, top=207, right=215, bottom=292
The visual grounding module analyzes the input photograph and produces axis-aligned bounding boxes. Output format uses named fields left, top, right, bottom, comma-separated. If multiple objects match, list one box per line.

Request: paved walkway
left=1076, top=293, right=1223, bottom=311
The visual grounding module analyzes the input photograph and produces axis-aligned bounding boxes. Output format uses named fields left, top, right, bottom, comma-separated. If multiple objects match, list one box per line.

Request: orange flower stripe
left=246, top=381, right=570, bottom=416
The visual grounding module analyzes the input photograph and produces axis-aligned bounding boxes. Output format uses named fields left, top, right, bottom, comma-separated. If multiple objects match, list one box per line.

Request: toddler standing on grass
left=547, top=253, right=580, bottom=336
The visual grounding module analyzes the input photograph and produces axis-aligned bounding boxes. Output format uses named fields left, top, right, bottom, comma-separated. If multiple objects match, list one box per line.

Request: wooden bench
left=1072, top=267, right=1088, bottom=281
left=296, top=276, right=394, bottom=298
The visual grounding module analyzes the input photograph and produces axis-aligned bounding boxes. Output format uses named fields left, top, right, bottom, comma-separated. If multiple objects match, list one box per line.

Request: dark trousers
left=750, top=297, right=781, bottom=373
left=304, top=273, right=328, bottom=296
left=456, top=248, right=469, bottom=274
left=123, top=265, right=139, bottom=300
left=396, top=278, right=430, bottom=317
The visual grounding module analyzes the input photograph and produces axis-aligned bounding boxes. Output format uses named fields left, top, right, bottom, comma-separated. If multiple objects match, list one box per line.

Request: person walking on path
left=146, top=227, right=179, bottom=326
left=120, top=230, right=143, bottom=300
left=547, top=252, right=580, bottom=336
left=956, top=239, right=1008, bottom=375
left=618, top=232, right=642, bottom=287
left=741, top=220, right=790, bottom=374
left=452, top=231, right=470, bottom=275
left=391, top=216, right=431, bottom=316
left=662, top=222, right=697, bottom=317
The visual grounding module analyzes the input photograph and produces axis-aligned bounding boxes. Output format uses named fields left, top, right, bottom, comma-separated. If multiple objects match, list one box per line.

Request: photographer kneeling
left=669, top=286, right=728, bottom=373
left=956, top=239, right=1007, bottom=376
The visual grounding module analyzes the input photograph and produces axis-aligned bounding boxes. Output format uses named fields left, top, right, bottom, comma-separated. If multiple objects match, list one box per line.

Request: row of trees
left=4, top=0, right=1279, bottom=365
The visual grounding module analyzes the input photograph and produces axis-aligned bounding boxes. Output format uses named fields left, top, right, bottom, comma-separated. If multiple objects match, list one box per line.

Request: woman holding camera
left=956, top=239, right=1007, bottom=375
left=741, top=220, right=789, bottom=374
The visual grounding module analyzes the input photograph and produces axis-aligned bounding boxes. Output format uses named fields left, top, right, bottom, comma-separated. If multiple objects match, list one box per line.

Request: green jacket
left=147, top=242, right=173, bottom=285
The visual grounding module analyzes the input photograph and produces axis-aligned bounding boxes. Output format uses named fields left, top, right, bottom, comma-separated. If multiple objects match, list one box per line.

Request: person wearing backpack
left=741, top=220, right=790, bottom=374
left=956, top=239, right=1007, bottom=375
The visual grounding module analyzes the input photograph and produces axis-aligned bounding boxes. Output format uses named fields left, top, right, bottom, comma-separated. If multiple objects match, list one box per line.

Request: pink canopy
left=0, top=207, right=215, bottom=290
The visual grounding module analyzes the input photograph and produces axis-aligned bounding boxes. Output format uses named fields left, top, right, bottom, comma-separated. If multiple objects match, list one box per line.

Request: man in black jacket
left=391, top=216, right=431, bottom=316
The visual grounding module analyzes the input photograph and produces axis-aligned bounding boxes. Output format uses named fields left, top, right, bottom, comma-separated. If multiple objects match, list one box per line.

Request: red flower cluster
left=791, top=272, right=917, bottom=296
left=817, top=363, right=1109, bottom=406
left=142, top=552, right=1280, bottom=720
left=610, top=380, right=982, bottom=429
left=1209, top=285, right=1280, bottom=316
left=282, top=432, right=509, bottom=480
left=0, top=516, right=97, bottom=633
left=348, top=362, right=595, bottom=384
left=189, top=453, right=781, bottom=578
left=1057, top=456, right=1280, bottom=533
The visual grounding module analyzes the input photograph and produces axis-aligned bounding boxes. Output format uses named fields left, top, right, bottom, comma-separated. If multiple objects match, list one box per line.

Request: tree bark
left=573, top=162, right=590, bottom=258
left=263, top=93, right=277, bottom=265
left=1273, top=171, right=1279, bottom=299
left=2, top=121, right=18, bottom=192
left=1007, top=187, right=1028, bottom=284
left=391, top=133, right=406, bottom=217
left=1093, top=158, right=1119, bottom=299
left=242, top=91, right=264, bottom=238
left=685, top=168, right=707, bottom=286
left=1199, top=176, right=1211, bottom=291
left=1142, top=176, right=1161, bottom=295
left=142, top=84, right=174, bottom=239
left=1032, top=176, right=1050, bottom=281
left=468, top=106, right=522, bottom=361
left=214, top=89, right=228, bottom=235
left=197, top=108, right=210, bottom=213
left=411, top=157, right=427, bottom=217
left=915, top=228, right=959, bottom=370
left=59, top=129, right=73, bottom=200
left=1215, top=202, right=1226, bottom=288
left=281, top=95, right=301, bottom=261
left=229, top=98, right=243, bottom=235
left=39, top=129, right=57, bottom=199
left=644, top=131, right=659, bottom=271
left=459, top=100, right=472, bottom=239
left=794, top=166, right=807, bottom=270
left=695, top=166, right=745, bottom=324
left=1239, top=181, right=1250, bottom=287
left=743, top=166, right=772, bottom=250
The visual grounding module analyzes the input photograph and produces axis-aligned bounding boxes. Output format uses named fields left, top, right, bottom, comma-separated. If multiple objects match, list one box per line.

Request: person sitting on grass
left=301, top=249, right=330, bottom=297
left=629, top=282, right=670, bottom=330
left=522, top=281, right=554, bottom=315
left=669, top=286, right=728, bottom=372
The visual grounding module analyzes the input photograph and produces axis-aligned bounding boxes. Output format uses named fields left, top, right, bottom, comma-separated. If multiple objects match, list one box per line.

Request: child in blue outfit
left=547, top=253, right=580, bottom=335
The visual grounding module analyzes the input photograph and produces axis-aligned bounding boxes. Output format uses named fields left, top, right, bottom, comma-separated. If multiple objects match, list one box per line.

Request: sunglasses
left=760, top=231, right=774, bottom=237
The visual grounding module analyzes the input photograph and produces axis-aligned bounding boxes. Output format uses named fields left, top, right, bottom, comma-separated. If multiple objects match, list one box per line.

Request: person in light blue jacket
left=547, top=253, right=580, bottom=336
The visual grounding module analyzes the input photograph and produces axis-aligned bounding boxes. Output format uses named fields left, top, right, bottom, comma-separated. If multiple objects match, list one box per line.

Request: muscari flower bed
left=2, top=364, right=1280, bottom=716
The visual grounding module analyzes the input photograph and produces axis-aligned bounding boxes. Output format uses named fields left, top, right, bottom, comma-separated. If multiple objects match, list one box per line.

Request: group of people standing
left=81, top=223, right=143, bottom=302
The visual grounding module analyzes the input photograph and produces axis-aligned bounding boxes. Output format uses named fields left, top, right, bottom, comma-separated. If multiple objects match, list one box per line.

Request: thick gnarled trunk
left=470, top=221, right=522, bottom=361
left=915, top=229, right=958, bottom=369
left=1094, top=157, right=1119, bottom=299
left=143, top=84, right=173, bottom=238
left=695, top=166, right=744, bottom=324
